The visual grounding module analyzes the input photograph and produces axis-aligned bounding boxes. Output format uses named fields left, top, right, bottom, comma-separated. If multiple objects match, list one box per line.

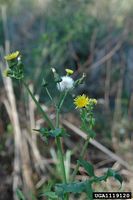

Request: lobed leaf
left=106, top=168, right=123, bottom=186
left=55, top=181, right=93, bottom=199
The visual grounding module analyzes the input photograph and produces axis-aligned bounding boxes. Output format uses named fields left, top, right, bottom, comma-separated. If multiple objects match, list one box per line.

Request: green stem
left=56, top=108, right=67, bottom=183
left=23, top=81, right=54, bottom=129
left=58, top=90, right=68, bottom=110
left=56, top=97, right=68, bottom=199
left=45, top=87, right=53, bottom=102
left=71, top=135, right=90, bottom=182
left=23, top=81, right=68, bottom=198
left=56, top=137, right=67, bottom=184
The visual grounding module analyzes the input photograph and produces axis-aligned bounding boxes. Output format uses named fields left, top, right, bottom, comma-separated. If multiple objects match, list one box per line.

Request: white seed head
left=57, top=76, right=74, bottom=91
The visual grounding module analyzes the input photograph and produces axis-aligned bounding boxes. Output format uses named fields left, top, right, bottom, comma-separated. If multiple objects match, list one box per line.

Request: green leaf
left=16, top=189, right=26, bottom=200
left=85, top=182, right=93, bottom=200
left=81, top=123, right=96, bottom=138
left=90, top=168, right=123, bottom=187
left=78, top=158, right=95, bottom=177
left=55, top=181, right=94, bottom=199
left=106, top=168, right=123, bottom=186
left=33, top=127, right=49, bottom=143
left=86, top=128, right=96, bottom=138
left=55, top=181, right=87, bottom=196
left=43, top=192, right=58, bottom=199
left=33, top=127, right=49, bottom=136
left=49, top=128, right=62, bottom=137
left=115, top=173, right=123, bottom=185
left=49, top=128, right=68, bottom=138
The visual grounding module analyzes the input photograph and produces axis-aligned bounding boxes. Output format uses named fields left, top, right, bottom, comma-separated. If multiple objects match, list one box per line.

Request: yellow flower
left=65, top=68, right=74, bottom=75
left=89, top=98, right=97, bottom=105
left=4, top=51, right=20, bottom=61
left=74, top=94, right=89, bottom=108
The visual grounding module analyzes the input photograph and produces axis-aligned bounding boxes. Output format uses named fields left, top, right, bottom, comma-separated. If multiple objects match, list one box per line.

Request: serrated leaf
left=78, top=158, right=95, bottom=177
left=55, top=181, right=87, bottom=196
left=106, top=168, right=123, bottom=186
left=90, top=168, right=123, bottom=189
left=16, top=189, right=26, bottom=200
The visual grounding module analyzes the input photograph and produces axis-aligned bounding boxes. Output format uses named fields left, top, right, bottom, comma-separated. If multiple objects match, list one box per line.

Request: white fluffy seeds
left=57, top=76, right=74, bottom=91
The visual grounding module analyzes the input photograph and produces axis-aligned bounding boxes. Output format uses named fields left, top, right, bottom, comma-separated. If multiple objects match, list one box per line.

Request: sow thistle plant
left=4, top=51, right=123, bottom=200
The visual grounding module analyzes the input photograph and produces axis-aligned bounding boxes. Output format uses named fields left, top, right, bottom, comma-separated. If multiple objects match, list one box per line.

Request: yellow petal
left=74, top=94, right=89, bottom=108
left=4, top=51, right=20, bottom=61
left=65, top=68, right=74, bottom=75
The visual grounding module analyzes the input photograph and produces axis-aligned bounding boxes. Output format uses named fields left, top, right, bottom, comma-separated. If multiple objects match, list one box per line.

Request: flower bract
left=89, top=98, right=97, bottom=105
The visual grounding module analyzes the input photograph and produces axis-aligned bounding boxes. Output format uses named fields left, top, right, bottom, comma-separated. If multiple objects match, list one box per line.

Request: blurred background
left=0, top=0, right=133, bottom=199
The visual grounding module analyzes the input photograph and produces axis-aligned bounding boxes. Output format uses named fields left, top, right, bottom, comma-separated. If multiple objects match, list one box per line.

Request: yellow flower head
left=4, top=51, right=20, bottom=61
left=74, top=94, right=89, bottom=108
left=65, top=68, right=74, bottom=75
